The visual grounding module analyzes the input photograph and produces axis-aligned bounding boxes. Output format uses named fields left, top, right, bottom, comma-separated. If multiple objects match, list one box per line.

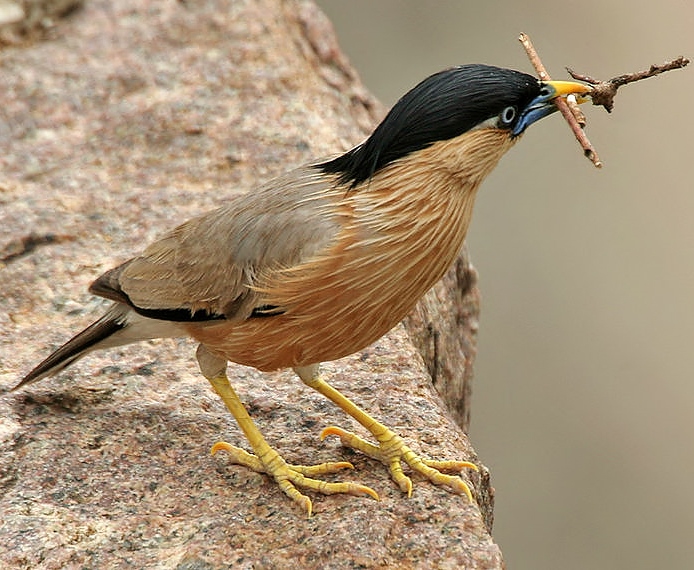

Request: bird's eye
left=499, top=106, right=517, bottom=126
left=539, top=85, right=552, bottom=97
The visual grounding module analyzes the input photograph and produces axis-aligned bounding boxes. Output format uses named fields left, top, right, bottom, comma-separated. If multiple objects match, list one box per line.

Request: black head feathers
left=318, top=64, right=541, bottom=187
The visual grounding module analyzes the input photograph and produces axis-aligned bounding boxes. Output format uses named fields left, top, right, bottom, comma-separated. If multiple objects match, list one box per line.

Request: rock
left=0, top=0, right=500, bottom=567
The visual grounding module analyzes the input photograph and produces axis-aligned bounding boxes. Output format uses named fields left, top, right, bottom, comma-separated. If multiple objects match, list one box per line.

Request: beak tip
left=546, top=80, right=592, bottom=98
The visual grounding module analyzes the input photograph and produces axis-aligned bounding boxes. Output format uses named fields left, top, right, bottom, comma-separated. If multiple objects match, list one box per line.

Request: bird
left=15, top=64, right=589, bottom=517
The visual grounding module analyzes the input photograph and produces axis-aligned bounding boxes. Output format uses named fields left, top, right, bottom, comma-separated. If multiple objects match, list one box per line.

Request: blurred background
left=318, top=1, right=694, bottom=568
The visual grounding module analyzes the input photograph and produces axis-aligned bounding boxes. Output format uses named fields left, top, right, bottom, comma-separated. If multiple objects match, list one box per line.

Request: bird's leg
left=197, top=346, right=378, bottom=516
left=295, top=365, right=478, bottom=502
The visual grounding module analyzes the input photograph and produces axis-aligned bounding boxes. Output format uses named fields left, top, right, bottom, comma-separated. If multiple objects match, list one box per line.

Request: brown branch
left=565, top=96, right=586, bottom=128
left=518, top=33, right=550, bottom=81
left=518, top=33, right=602, bottom=168
left=567, top=57, right=689, bottom=112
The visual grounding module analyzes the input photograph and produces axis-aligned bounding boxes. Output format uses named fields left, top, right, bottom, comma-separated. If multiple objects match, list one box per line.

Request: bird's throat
left=353, top=128, right=516, bottom=285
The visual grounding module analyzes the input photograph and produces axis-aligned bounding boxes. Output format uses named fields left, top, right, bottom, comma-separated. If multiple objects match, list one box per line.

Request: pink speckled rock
left=0, top=1, right=500, bottom=568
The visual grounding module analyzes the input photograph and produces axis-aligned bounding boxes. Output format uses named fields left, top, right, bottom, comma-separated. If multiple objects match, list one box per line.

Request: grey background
left=318, top=1, right=694, bottom=568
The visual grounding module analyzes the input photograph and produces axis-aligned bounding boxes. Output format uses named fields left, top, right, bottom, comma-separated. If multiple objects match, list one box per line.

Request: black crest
left=318, top=64, right=540, bottom=187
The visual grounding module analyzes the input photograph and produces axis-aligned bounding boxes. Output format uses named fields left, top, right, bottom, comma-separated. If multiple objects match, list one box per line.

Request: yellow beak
left=512, top=79, right=591, bottom=135
left=544, top=80, right=592, bottom=103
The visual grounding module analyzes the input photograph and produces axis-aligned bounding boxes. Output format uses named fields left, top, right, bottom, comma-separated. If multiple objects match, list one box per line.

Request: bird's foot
left=320, top=426, right=478, bottom=501
left=211, top=441, right=379, bottom=517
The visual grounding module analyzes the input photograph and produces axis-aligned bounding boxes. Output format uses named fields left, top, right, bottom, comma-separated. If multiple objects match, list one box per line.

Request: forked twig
left=518, top=33, right=602, bottom=167
left=518, top=33, right=689, bottom=168
left=567, top=57, right=689, bottom=113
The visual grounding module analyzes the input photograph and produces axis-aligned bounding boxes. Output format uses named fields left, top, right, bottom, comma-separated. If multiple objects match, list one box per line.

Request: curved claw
left=320, top=425, right=477, bottom=502
left=390, top=462, right=413, bottom=497
left=321, top=425, right=381, bottom=456
left=320, top=425, right=347, bottom=441
left=211, top=441, right=264, bottom=471
left=212, top=439, right=378, bottom=516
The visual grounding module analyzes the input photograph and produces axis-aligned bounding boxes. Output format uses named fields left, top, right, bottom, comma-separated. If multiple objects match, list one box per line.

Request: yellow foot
left=320, top=426, right=478, bottom=502
left=211, top=441, right=379, bottom=517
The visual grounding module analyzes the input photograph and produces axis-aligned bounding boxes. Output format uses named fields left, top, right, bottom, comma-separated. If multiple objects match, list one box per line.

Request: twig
left=565, top=95, right=586, bottom=128
left=518, top=33, right=550, bottom=82
left=567, top=57, right=689, bottom=112
left=518, top=33, right=602, bottom=167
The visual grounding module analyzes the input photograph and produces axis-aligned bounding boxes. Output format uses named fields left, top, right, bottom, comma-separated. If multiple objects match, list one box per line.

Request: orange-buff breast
left=185, top=129, right=516, bottom=371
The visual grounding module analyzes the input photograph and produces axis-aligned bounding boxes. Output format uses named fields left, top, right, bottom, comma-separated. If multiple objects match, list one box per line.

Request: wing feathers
left=88, top=165, right=342, bottom=323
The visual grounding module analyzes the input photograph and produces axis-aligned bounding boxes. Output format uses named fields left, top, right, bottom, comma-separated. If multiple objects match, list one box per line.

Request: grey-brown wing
left=90, top=165, right=342, bottom=322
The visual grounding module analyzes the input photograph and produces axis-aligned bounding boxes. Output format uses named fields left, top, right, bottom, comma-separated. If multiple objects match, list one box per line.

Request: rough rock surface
left=0, top=0, right=501, bottom=568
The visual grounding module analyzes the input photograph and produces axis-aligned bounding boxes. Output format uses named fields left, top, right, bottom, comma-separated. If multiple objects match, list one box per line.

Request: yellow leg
left=297, top=369, right=478, bottom=502
left=207, top=373, right=379, bottom=517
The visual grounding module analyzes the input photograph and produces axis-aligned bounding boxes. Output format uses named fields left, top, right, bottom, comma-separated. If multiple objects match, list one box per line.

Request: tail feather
left=14, top=304, right=185, bottom=390
left=14, top=305, right=129, bottom=389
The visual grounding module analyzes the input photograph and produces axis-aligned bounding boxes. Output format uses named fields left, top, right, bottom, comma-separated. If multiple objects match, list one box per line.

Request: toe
left=211, top=441, right=265, bottom=471
left=422, top=458, right=479, bottom=473
left=289, top=461, right=355, bottom=476
left=320, top=426, right=382, bottom=458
